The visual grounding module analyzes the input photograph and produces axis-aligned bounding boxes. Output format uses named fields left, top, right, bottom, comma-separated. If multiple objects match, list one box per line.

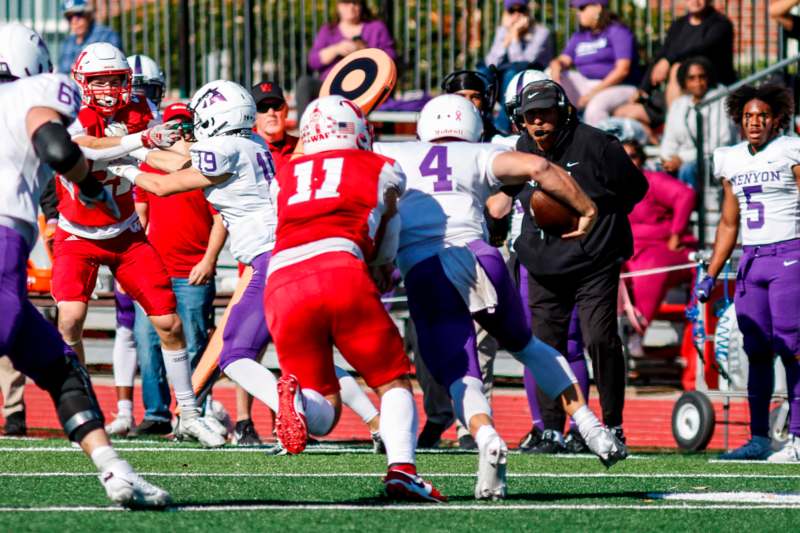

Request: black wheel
left=770, top=401, right=790, bottom=447
left=672, top=391, right=716, bottom=451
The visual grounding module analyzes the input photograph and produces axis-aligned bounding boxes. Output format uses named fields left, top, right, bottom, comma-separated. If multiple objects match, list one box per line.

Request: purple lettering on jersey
left=195, top=151, right=218, bottom=173
left=256, top=152, right=275, bottom=182
left=57, top=82, right=80, bottom=115
left=419, top=145, right=453, bottom=192
left=731, top=170, right=781, bottom=186
left=742, top=185, right=765, bottom=230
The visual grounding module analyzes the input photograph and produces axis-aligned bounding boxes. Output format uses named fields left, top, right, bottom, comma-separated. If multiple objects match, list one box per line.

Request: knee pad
left=40, top=356, right=104, bottom=442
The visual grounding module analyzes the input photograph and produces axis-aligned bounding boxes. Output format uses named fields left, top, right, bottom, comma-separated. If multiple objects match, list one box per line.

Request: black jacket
left=652, top=9, right=736, bottom=86
left=510, top=122, right=648, bottom=276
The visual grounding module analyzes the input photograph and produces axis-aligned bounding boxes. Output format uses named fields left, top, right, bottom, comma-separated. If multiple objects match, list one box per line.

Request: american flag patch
left=336, top=121, right=355, bottom=134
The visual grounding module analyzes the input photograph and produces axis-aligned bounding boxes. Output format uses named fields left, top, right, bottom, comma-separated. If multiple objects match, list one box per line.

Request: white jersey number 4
left=287, top=157, right=343, bottom=205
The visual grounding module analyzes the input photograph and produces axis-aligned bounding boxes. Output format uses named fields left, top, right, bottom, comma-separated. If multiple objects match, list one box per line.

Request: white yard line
left=650, top=492, right=800, bottom=504
left=0, top=472, right=798, bottom=479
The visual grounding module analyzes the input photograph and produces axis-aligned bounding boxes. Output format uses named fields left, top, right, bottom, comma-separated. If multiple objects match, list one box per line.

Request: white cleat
left=475, top=435, right=508, bottom=500
left=100, top=464, right=172, bottom=508
left=105, top=415, right=135, bottom=437
left=202, top=415, right=229, bottom=439
left=210, top=400, right=235, bottom=435
left=584, top=427, right=628, bottom=468
left=768, top=435, right=800, bottom=463
left=176, top=414, right=226, bottom=448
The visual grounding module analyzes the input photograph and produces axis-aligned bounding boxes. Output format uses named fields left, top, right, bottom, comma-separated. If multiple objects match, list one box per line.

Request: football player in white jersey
left=697, top=83, right=800, bottom=462
left=127, top=54, right=165, bottom=121
left=0, top=22, right=169, bottom=508
left=374, top=95, right=627, bottom=500
left=110, top=81, right=384, bottom=446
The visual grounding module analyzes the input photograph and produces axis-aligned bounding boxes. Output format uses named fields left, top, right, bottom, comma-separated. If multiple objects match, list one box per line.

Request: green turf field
left=1, top=438, right=799, bottom=532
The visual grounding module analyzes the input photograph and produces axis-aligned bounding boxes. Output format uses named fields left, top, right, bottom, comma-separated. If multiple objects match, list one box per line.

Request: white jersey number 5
left=287, top=157, right=343, bottom=205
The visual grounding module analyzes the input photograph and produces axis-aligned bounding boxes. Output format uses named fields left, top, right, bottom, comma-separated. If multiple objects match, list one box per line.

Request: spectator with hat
left=128, top=103, right=227, bottom=436
left=251, top=81, right=298, bottom=170
left=549, top=0, right=641, bottom=127
left=57, top=0, right=122, bottom=74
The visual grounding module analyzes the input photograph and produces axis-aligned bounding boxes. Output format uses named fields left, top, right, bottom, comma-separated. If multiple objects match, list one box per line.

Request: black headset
left=440, top=68, right=499, bottom=116
left=518, top=79, right=574, bottom=130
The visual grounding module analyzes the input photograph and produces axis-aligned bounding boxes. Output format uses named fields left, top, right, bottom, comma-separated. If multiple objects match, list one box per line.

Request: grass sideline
left=1, top=438, right=799, bottom=531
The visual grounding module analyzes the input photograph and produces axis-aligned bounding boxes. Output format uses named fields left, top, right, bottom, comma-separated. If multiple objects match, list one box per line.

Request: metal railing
left=1, top=0, right=789, bottom=99
left=693, top=53, right=800, bottom=248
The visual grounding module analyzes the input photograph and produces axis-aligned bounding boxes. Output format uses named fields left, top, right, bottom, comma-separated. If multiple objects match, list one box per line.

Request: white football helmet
left=417, top=94, right=483, bottom=143
left=300, top=95, right=372, bottom=154
left=72, top=42, right=131, bottom=116
left=127, top=54, right=165, bottom=106
left=504, top=69, right=548, bottom=128
left=189, top=80, right=256, bottom=140
left=0, top=22, right=53, bottom=81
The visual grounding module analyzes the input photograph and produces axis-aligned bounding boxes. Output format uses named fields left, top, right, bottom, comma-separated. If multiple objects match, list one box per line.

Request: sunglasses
left=65, top=12, right=89, bottom=21
left=507, top=6, right=527, bottom=14
left=257, top=100, right=285, bottom=113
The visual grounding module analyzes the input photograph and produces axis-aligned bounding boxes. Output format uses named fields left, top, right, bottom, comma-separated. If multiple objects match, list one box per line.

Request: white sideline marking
left=651, top=492, right=800, bottom=504
left=708, top=459, right=775, bottom=465
left=1, top=472, right=799, bottom=479
left=1, top=503, right=800, bottom=512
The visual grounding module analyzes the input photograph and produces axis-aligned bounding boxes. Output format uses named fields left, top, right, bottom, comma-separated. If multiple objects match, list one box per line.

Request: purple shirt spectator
left=562, top=21, right=639, bottom=83
left=484, top=24, right=554, bottom=68
left=307, top=20, right=396, bottom=80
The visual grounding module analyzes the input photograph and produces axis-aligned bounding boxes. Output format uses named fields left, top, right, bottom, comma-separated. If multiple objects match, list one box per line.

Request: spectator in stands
left=623, top=140, right=697, bottom=351
left=484, top=0, right=554, bottom=131
left=131, top=103, right=227, bottom=436
left=660, top=57, right=737, bottom=188
left=252, top=81, right=298, bottom=169
left=770, top=0, right=800, bottom=38
left=296, top=0, right=396, bottom=117
left=57, top=0, right=123, bottom=74
left=0, top=356, right=25, bottom=435
left=614, top=0, right=734, bottom=132
left=548, top=0, right=641, bottom=126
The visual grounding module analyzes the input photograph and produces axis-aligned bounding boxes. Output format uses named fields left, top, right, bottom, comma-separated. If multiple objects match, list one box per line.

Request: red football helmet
left=72, top=42, right=131, bottom=117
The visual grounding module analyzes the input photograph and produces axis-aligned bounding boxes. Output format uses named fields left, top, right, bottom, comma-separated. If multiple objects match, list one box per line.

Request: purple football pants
left=114, top=286, right=135, bottom=330
left=0, top=225, right=76, bottom=385
left=735, top=239, right=800, bottom=437
left=404, top=240, right=530, bottom=389
left=218, top=251, right=273, bottom=370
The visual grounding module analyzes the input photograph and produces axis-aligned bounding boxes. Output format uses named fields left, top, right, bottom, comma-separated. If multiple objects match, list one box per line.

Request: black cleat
left=564, top=428, right=590, bottom=454
left=611, top=426, right=627, bottom=444
left=130, top=419, right=173, bottom=437
left=232, top=419, right=262, bottom=446
left=523, top=429, right=565, bottom=454
left=518, top=425, right=543, bottom=451
left=4, top=411, right=26, bottom=436
left=458, top=434, right=478, bottom=450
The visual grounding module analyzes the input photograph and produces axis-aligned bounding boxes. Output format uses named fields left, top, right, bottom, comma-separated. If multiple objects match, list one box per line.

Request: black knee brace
left=40, top=356, right=104, bottom=442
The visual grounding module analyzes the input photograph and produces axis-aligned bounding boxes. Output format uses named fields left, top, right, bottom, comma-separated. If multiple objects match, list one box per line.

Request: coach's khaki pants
left=0, top=356, right=26, bottom=418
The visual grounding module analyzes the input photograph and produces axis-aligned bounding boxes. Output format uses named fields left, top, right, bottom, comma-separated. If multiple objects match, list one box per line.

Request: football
left=530, top=188, right=580, bottom=236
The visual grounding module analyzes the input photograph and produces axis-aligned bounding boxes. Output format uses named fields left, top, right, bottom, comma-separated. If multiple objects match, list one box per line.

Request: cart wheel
left=769, top=401, right=790, bottom=448
left=672, top=391, right=716, bottom=451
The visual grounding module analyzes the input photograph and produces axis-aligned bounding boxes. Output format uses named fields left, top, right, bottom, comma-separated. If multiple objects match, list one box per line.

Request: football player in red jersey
left=51, top=42, right=224, bottom=447
left=264, top=95, right=445, bottom=502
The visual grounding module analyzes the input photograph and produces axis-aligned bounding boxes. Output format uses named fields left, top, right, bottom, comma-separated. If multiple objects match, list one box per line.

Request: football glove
left=694, top=275, right=716, bottom=303
left=142, top=120, right=181, bottom=149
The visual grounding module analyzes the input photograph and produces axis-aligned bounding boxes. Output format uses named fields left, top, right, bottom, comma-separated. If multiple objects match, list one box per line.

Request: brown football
left=530, top=189, right=579, bottom=236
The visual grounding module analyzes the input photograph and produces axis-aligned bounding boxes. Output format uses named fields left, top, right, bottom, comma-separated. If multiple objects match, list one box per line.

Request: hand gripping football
left=530, top=188, right=579, bottom=236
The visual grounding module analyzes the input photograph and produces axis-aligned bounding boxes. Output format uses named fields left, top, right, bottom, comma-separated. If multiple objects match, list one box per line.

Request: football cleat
left=458, top=434, right=478, bottom=450
left=564, top=428, right=590, bottom=454
left=371, top=431, right=386, bottom=454
left=105, top=414, right=134, bottom=437
left=768, top=435, right=800, bottom=463
left=384, top=469, right=447, bottom=503
left=584, top=426, right=628, bottom=468
left=518, top=425, right=543, bottom=452
left=275, top=374, right=308, bottom=454
left=175, top=414, right=226, bottom=448
left=202, top=415, right=229, bottom=439
left=100, top=464, right=171, bottom=508
left=720, top=436, right=772, bottom=460
left=210, top=399, right=236, bottom=435
left=233, top=419, right=262, bottom=447
left=524, top=429, right=565, bottom=454
left=475, top=434, right=508, bottom=500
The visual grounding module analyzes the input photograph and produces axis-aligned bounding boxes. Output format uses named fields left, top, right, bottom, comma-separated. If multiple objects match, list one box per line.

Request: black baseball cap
left=519, top=81, right=562, bottom=113
left=251, top=80, right=285, bottom=107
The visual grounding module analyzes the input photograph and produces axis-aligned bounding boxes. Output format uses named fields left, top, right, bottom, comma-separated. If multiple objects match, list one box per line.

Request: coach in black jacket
left=510, top=80, right=647, bottom=440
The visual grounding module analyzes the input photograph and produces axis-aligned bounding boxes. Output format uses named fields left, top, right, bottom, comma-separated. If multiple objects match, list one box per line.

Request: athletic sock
left=748, top=361, right=774, bottom=437
left=449, top=376, right=491, bottom=428
left=511, top=336, right=577, bottom=400
left=475, top=424, right=499, bottom=450
left=116, top=400, right=133, bottom=419
left=335, top=365, right=379, bottom=424
left=161, top=347, right=198, bottom=417
left=112, top=325, right=137, bottom=387
left=568, top=358, right=590, bottom=430
left=223, top=359, right=279, bottom=412
left=522, top=369, right=544, bottom=429
left=379, top=387, right=417, bottom=466
left=302, top=388, right=335, bottom=436
left=91, top=445, right=131, bottom=475
left=572, top=405, right=602, bottom=442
